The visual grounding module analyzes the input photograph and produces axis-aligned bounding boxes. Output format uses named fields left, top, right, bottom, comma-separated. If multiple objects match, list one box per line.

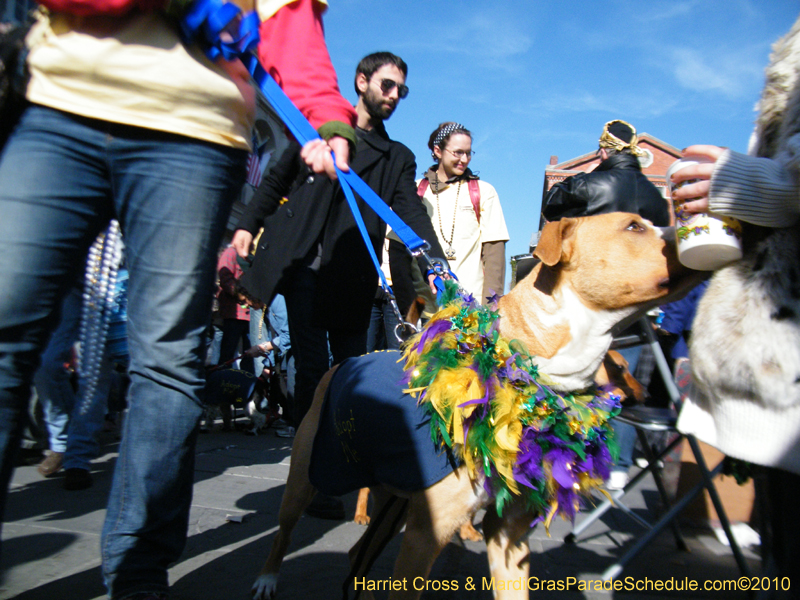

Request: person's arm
left=481, top=241, right=506, bottom=302
left=476, top=181, right=508, bottom=301
left=258, top=0, right=357, bottom=177
left=541, top=176, right=582, bottom=222
left=232, top=141, right=303, bottom=258
left=217, top=249, right=239, bottom=298
left=267, top=295, right=291, bottom=354
left=672, top=143, right=800, bottom=226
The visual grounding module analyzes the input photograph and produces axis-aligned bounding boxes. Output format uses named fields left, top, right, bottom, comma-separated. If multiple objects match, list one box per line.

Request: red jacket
left=217, top=246, right=249, bottom=321
left=37, top=0, right=357, bottom=132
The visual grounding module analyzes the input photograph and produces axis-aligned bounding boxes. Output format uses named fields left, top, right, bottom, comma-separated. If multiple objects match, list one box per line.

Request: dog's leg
left=386, top=471, right=477, bottom=599
left=221, top=402, right=233, bottom=431
left=482, top=506, right=536, bottom=600
left=251, top=368, right=337, bottom=600
left=458, top=518, right=483, bottom=542
left=346, top=487, right=408, bottom=600
left=354, top=487, right=370, bottom=525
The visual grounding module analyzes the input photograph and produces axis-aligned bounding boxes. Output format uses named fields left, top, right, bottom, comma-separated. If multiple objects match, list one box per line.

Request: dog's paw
left=353, top=513, right=370, bottom=526
left=458, top=521, right=483, bottom=542
left=251, top=573, right=278, bottom=600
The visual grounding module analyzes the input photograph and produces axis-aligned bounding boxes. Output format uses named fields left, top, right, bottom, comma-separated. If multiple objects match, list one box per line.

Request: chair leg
left=686, top=435, right=752, bottom=579
left=566, top=432, right=684, bottom=543
left=636, top=429, right=688, bottom=551
left=601, top=459, right=725, bottom=580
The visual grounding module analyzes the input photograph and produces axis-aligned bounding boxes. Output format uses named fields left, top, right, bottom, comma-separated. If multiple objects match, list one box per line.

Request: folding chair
left=564, top=317, right=752, bottom=581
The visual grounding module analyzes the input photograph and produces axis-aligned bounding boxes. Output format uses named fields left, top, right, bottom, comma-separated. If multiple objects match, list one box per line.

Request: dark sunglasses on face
left=378, top=78, right=409, bottom=99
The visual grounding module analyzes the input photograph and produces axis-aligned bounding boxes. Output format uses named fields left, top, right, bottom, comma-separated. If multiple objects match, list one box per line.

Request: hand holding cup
left=669, top=145, right=726, bottom=214
left=667, top=145, right=742, bottom=271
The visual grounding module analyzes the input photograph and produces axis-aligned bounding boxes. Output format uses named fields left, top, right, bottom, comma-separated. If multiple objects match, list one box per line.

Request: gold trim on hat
left=598, top=119, right=647, bottom=157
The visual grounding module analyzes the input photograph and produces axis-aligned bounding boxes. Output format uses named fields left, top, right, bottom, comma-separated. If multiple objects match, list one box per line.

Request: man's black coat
left=238, top=124, right=445, bottom=332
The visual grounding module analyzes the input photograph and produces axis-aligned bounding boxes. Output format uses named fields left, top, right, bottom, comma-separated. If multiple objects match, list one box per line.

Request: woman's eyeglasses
left=378, top=78, right=409, bottom=99
left=445, top=148, right=474, bottom=160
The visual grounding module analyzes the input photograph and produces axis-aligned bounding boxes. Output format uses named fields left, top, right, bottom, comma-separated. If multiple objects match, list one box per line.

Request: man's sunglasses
left=378, top=78, right=409, bottom=99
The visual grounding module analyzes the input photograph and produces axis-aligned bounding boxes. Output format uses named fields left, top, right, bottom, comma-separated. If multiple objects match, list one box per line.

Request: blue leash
left=180, top=0, right=451, bottom=338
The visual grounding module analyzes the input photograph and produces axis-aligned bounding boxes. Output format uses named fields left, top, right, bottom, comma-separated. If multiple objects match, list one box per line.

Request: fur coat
left=678, top=16, right=800, bottom=476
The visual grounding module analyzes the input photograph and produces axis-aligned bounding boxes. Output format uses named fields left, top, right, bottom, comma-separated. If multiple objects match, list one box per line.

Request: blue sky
left=321, top=0, right=799, bottom=271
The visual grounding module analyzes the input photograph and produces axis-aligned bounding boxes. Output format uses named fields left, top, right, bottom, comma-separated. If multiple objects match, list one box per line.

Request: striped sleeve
left=708, top=145, right=800, bottom=227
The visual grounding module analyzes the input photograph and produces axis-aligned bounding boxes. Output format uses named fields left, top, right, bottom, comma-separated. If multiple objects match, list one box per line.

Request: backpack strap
left=468, top=179, right=481, bottom=223
left=418, top=178, right=481, bottom=223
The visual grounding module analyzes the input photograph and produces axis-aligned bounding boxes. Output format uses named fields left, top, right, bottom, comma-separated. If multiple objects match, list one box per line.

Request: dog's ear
left=534, top=218, right=577, bottom=266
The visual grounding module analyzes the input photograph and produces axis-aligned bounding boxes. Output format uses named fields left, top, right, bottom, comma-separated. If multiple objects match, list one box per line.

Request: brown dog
left=252, top=213, right=696, bottom=600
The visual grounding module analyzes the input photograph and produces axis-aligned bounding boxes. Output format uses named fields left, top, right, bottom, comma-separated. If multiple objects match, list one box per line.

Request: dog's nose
left=658, top=226, right=676, bottom=241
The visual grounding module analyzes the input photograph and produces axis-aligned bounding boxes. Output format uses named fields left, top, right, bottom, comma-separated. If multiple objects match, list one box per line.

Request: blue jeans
left=249, top=307, right=267, bottom=377
left=0, top=106, right=246, bottom=597
left=34, top=285, right=83, bottom=453
left=64, top=350, right=115, bottom=472
left=611, top=345, right=643, bottom=472
left=34, top=282, right=114, bottom=466
left=219, top=318, right=253, bottom=374
left=366, top=288, right=402, bottom=352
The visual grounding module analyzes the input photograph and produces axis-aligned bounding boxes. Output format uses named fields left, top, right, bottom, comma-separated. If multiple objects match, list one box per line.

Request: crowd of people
left=1, top=1, right=799, bottom=598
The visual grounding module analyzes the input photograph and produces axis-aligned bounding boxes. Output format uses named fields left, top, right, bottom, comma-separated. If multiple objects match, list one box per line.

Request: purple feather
left=546, top=447, right=576, bottom=489
left=513, top=428, right=544, bottom=487
left=417, top=319, right=452, bottom=349
left=591, top=443, right=613, bottom=480
left=557, top=486, right=577, bottom=521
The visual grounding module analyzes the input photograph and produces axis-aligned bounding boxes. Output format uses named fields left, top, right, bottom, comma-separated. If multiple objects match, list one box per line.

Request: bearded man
left=231, top=52, right=446, bottom=519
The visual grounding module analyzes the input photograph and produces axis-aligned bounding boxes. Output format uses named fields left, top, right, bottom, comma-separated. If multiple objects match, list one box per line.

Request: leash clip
left=409, top=240, right=431, bottom=259
left=385, top=290, right=419, bottom=344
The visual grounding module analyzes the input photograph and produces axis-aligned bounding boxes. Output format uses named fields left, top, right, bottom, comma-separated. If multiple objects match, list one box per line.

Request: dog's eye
left=626, top=221, right=644, bottom=232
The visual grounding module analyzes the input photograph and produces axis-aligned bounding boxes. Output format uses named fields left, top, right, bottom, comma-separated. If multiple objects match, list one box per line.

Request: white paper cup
left=666, top=157, right=743, bottom=271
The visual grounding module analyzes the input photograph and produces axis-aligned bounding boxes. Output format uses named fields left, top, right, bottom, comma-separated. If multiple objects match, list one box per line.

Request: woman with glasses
left=416, top=122, right=509, bottom=304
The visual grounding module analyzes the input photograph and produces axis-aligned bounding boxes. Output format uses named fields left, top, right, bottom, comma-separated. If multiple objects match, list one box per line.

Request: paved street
left=1, top=420, right=762, bottom=600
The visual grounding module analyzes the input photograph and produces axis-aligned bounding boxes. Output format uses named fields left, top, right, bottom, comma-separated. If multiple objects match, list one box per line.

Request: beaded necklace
left=77, top=220, right=123, bottom=415
left=433, top=172, right=461, bottom=261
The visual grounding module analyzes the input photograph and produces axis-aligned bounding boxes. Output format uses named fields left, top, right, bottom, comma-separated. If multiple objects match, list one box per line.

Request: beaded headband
left=433, top=122, right=467, bottom=149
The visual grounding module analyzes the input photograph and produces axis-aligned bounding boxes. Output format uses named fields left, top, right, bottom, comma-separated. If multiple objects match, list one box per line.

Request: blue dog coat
left=309, top=350, right=457, bottom=496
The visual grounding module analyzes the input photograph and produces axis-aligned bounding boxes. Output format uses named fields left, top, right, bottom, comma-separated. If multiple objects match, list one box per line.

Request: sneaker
left=37, top=451, right=64, bottom=477
left=275, top=425, right=296, bottom=438
left=63, top=468, right=93, bottom=491
left=305, top=493, right=345, bottom=520
left=271, top=418, right=290, bottom=429
left=606, top=471, right=629, bottom=491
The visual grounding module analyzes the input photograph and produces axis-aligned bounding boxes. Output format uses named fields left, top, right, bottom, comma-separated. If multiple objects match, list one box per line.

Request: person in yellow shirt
left=0, top=1, right=355, bottom=598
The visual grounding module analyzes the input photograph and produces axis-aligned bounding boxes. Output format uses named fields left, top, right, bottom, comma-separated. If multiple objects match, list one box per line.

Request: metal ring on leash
left=393, top=320, right=419, bottom=345
left=386, top=289, right=419, bottom=344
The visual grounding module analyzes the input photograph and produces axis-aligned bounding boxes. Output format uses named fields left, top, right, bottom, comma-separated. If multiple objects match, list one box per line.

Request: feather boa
left=401, top=283, right=620, bottom=531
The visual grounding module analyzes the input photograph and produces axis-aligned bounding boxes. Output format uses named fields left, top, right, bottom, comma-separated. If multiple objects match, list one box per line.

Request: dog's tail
left=404, top=297, right=427, bottom=329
